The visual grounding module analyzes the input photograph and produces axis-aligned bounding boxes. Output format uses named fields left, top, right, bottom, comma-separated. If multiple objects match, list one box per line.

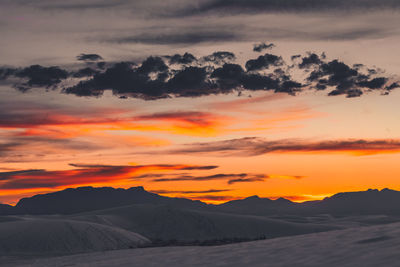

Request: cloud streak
left=0, top=163, right=219, bottom=190
left=152, top=173, right=268, bottom=184
left=179, top=0, right=400, bottom=16
left=165, top=137, right=400, bottom=156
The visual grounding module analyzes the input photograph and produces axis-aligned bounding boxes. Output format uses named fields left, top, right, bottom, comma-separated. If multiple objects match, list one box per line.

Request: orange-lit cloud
left=0, top=164, right=218, bottom=190
left=0, top=104, right=231, bottom=139
left=166, top=137, right=400, bottom=156
left=208, top=93, right=289, bottom=112
left=151, top=173, right=268, bottom=184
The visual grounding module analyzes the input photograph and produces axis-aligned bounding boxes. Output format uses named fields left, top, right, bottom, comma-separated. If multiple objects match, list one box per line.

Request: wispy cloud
left=0, top=163, right=218, bottom=190
left=177, top=0, right=400, bottom=16
left=149, top=189, right=232, bottom=194
left=152, top=173, right=268, bottom=184
left=165, top=137, right=400, bottom=156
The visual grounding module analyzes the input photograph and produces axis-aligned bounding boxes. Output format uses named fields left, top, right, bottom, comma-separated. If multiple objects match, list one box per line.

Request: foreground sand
left=10, top=221, right=400, bottom=267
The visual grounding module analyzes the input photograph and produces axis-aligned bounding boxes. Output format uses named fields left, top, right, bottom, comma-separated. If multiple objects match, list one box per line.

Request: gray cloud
left=178, top=0, right=400, bottom=16
left=1, top=48, right=397, bottom=99
left=152, top=173, right=268, bottom=184
left=112, top=30, right=239, bottom=45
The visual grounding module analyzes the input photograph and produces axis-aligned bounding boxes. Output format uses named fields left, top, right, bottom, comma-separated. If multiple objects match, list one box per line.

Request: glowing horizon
left=2, top=2, right=400, bottom=207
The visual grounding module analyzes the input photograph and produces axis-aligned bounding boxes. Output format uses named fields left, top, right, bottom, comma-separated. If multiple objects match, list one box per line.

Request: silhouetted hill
left=14, top=186, right=206, bottom=215
left=4, top=187, right=400, bottom=216
left=217, top=195, right=297, bottom=215
left=219, top=189, right=400, bottom=216
left=310, top=188, right=400, bottom=215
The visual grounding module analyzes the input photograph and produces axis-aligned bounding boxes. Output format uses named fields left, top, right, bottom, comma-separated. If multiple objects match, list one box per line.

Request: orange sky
left=2, top=1, right=400, bottom=207
left=1, top=84, right=400, bottom=205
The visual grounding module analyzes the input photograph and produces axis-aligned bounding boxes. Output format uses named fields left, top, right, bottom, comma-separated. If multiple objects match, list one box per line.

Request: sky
left=1, top=0, right=400, bottom=205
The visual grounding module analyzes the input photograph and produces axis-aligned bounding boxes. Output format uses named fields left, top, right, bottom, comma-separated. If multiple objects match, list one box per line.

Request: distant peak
left=275, top=197, right=291, bottom=203
left=245, top=195, right=260, bottom=200
left=367, top=189, right=379, bottom=192
left=381, top=188, right=395, bottom=192
left=131, top=186, right=146, bottom=191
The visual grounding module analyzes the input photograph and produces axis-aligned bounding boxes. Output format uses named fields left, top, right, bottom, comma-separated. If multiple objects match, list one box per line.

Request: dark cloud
left=64, top=61, right=165, bottom=98
left=203, top=51, right=236, bottom=64
left=167, top=66, right=210, bottom=96
left=245, top=54, right=284, bottom=71
left=0, top=163, right=219, bottom=190
left=97, top=62, right=106, bottom=70
left=178, top=165, right=219, bottom=170
left=153, top=173, right=267, bottom=184
left=305, top=59, right=391, bottom=97
left=276, top=80, right=303, bottom=95
left=253, top=42, right=275, bottom=52
left=34, top=0, right=127, bottom=10
left=113, top=31, right=239, bottom=45
left=298, top=53, right=323, bottom=69
left=357, top=77, right=388, bottom=89
left=167, top=53, right=197, bottom=65
left=69, top=163, right=218, bottom=170
left=385, top=82, right=400, bottom=91
left=165, top=137, right=400, bottom=157
left=227, top=177, right=265, bottom=184
left=137, top=56, right=168, bottom=74
left=240, top=73, right=280, bottom=91
left=179, top=0, right=400, bottom=16
left=72, top=67, right=99, bottom=78
left=0, top=169, right=44, bottom=181
left=2, top=47, right=397, bottom=99
left=0, top=67, right=16, bottom=80
left=14, top=65, right=68, bottom=90
left=210, top=63, right=300, bottom=94
left=76, top=54, right=103, bottom=62
left=210, top=63, right=245, bottom=90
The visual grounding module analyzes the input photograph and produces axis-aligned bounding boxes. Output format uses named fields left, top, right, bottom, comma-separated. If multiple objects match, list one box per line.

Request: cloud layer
left=1, top=48, right=397, bottom=99
left=180, top=0, right=400, bottom=15
left=166, top=137, right=400, bottom=156
left=0, top=164, right=218, bottom=190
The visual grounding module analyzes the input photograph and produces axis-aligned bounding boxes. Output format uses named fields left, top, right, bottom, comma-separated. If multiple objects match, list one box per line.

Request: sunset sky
left=1, top=0, right=400, bottom=205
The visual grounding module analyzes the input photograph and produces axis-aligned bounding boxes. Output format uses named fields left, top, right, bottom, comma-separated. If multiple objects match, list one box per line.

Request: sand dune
left=0, top=218, right=149, bottom=257
left=70, top=204, right=338, bottom=241
left=16, top=221, right=400, bottom=267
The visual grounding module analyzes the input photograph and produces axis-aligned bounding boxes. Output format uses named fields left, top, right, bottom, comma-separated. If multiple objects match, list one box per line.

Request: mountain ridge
left=2, top=187, right=400, bottom=216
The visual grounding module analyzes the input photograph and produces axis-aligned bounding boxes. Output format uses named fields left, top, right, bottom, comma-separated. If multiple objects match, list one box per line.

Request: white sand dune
left=70, top=204, right=337, bottom=241
left=0, top=218, right=150, bottom=257
left=15, top=221, right=400, bottom=267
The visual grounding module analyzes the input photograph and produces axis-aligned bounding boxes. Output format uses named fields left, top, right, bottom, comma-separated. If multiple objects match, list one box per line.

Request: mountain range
left=2, top=186, right=400, bottom=216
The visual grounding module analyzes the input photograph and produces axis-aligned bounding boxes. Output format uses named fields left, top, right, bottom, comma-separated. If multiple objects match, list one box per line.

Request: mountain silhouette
left=218, top=188, right=400, bottom=216
left=310, top=188, right=400, bottom=215
left=12, top=186, right=206, bottom=215
left=217, top=195, right=297, bottom=215
left=3, top=187, right=400, bottom=216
